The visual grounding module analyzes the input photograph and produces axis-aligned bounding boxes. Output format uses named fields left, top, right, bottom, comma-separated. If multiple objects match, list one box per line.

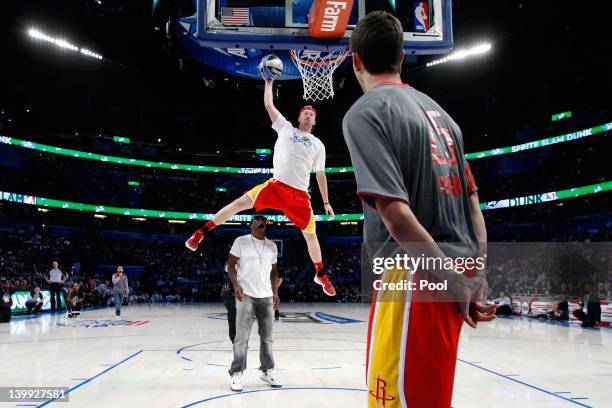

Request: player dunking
left=185, top=77, right=336, bottom=296
left=344, top=12, right=497, bottom=408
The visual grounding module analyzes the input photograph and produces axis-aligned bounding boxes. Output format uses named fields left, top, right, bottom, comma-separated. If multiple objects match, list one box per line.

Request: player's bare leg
left=302, top=230, right=336, bottom=296
left=185, top=195, right=254, bottom=251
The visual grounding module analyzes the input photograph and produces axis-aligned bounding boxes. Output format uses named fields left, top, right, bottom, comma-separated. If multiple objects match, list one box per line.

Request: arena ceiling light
left=28, top=28, right=103, bottom=60
left=426, top=43, right=492, bottom=67
left=80, top=48, right=103, bottom=60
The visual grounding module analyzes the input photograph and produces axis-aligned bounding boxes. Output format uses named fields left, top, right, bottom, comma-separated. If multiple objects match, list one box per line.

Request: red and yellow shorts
left=246, top=178, right=316, bottom=233
left=366, top=269, right=464, bottom=408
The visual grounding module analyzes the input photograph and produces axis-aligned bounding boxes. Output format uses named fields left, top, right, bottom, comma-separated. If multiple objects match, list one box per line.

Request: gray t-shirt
left=49, top=268, right=63, bottom=283
left=343, top=83, right=478, bottom=256
left=112, top=274, right=129, bottom=294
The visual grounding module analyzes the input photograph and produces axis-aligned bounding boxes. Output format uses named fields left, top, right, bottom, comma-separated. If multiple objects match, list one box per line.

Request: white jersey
left=229, top=234, right=278, bottom=299
left=271, top=115, right=326, bottom=191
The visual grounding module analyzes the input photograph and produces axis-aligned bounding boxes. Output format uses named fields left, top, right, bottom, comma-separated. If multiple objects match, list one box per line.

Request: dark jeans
left=49, top=283, right=63, bottom=312
left=223, top=296, right=237, bottom=343
left=573, top=302, right=601, bottom=328
left=67, top=300, right=82, bottom=314
left=26, top=300, right=43, bottom=314
left=0, top=309, right=10, bottom=323
left=113, top=292, right=124, bottom=316
left=229, top=295, right=274, bottom=375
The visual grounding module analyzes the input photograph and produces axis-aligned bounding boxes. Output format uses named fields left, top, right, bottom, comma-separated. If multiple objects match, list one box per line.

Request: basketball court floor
left=2, top=303, right=610, bottom=407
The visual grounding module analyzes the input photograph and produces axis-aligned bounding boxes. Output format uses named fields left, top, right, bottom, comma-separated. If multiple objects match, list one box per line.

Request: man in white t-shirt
left=226, top=215, right=282, bottom=392
left=185, top=76, right=336, bottom=297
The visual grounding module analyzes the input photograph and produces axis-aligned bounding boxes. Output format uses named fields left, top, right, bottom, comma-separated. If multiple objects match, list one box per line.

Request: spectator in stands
left=66, top=283, right=84, bottom=318
left=597, top=282, right=607, bottom=300
left=95, top=280, right=110, bottom=305
left=493, top=292, right=513, bottom=317
left=572, top=284, right=602, bottom=328
left=44, top=261, right=67, bottom=313
left=26, top=286, right=44, bottom=315
left=549, top=298, right=569, bottom=321
left=112, top=266, right=129, bottom=320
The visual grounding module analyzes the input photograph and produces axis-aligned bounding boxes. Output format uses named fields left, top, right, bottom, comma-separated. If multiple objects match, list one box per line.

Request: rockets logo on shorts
left=369, top=374, right=395, bottom=407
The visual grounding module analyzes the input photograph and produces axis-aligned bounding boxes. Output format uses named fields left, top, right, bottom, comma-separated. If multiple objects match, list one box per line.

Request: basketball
left=259, top=54, right=284, bottom=80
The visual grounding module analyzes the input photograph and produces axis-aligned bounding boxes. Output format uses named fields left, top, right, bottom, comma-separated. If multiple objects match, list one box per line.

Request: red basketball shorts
left=366, top=269, right=464, bottom=408
left=246, top=178, right=316, bottom=233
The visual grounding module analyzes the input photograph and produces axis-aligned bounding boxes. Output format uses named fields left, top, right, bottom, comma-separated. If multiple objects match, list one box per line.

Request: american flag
left=220, top=7, right=251, bottom=25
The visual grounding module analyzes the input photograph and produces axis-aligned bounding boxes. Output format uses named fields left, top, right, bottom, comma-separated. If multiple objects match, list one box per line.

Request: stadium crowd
left=0, top=227, right=363, bottom=317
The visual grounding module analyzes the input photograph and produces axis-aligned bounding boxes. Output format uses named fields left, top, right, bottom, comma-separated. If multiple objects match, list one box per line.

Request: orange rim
left=290, top=49, right=350, bottom=68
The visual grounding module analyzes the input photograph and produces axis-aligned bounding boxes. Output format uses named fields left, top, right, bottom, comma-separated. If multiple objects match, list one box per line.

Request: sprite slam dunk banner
left=1, top=121, right=609, bottom=174
left=0, top=181, right=610, bottom=221
left=10, top=290, right=66, bottom=314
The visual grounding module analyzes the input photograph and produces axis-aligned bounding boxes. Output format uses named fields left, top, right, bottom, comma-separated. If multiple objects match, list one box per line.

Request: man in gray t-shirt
left=343, top=11, right=496, bottom=408
left=344, top=83, right=481, bottom=256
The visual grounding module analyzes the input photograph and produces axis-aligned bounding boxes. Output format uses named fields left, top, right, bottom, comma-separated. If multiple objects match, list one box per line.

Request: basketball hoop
left=290, top=49, right=350, bottom=101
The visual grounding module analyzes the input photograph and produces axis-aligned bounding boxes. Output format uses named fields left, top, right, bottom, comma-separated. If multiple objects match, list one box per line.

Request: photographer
left=66, top=283, right=84, bottom=318
left=572, top=283, right=601, bottom=328
left=493, top=291, right=512, bottom=317
left=26, top=286, right=44, bottom=315
left=0, top=287, right=12, bottom=323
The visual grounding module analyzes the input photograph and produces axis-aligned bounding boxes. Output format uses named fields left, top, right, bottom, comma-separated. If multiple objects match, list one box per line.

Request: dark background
left=1, top=0, right=610, bottom=160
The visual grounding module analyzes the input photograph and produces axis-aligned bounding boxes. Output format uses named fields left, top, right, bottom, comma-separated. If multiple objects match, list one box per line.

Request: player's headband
left=300, top=105, right=316, bottom=117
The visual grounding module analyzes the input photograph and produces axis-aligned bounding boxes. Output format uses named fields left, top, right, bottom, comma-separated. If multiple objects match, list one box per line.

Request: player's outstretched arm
left=263, top=78, right=281, bottom=124
left=315, top=171, right=334, bottom=217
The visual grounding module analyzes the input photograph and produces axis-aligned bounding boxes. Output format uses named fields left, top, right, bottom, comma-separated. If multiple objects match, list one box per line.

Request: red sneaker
left=314, top=274, right=336, bottom=296
left=185, top=229, right=205, bottom=251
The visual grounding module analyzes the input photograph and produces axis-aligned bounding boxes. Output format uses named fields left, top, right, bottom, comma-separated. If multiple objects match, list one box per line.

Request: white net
left=290, top=49, right=350, bottom=101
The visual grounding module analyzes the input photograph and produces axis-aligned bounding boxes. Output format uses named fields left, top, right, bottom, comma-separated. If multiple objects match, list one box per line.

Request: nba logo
left=414, top=2, right=429, bottom=32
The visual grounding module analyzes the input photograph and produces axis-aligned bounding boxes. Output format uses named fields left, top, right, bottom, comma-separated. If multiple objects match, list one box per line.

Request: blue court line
left=181, top=387, right=366, bottom=407
left=458, top=359, right=592, bottom=407
left=572, top=398, right=589, bottom=400
left=206, top=363, right=227, bottom=368
left=177, top=340, right=226, bottom=354
left=181, top=356, right=193, bottom=362
left=555, top=392, right=572, bottom=394
left=36, top=350, right=143, bottom=407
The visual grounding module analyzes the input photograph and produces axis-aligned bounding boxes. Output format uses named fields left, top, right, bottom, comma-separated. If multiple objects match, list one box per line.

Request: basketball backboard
left=194, top=0, right=453, bottom=54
